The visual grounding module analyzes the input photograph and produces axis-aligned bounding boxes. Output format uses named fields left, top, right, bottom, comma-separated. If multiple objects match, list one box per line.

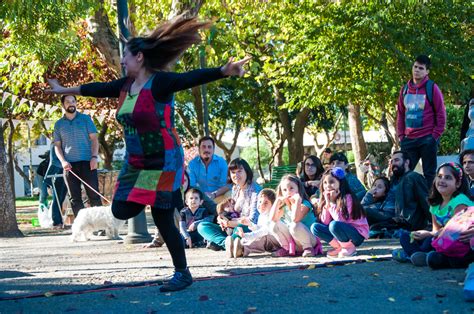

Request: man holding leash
left=53, top=95, right=102, bottom=217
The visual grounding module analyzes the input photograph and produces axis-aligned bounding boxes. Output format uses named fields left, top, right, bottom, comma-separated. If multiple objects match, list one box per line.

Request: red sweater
left=397, top=76, right=446, bottom=141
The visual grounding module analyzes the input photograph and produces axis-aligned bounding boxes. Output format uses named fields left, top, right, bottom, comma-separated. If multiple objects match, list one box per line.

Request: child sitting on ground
left=230, top=189, right=281, bottom=258
left=361, top=176, right=395, bottom=225
left=393, top=162, right=474, bottom=266
left=216, top=197, right=240, bottom=236
left=311, top=167, right=369, bottom=258
left=270, top=174, right=321, bottom=257
left=179, top=188, right=212, bottom=248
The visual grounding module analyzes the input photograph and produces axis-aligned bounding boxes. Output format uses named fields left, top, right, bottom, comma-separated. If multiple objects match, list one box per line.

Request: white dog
left=71, top=206, right=125, bottom=242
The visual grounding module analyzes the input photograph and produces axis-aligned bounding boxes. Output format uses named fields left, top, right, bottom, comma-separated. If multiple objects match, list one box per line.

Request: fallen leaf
left=303, top=276, right=309, bottom=279
left=388, top=297, right=395, bottom=302
left=104, top=294, right=116, bottom=299
left=44, top=292, right=54, bottom=297
left=130, top=301, right=140, bottom=304
left=307, top=265, right=316, bottom=270
left=160, top=302, right=171, bottom=306
left=246, top=307, right=257, bottom=312
left=307, top=282, right=320, bottom=288
left=372, top=273, right=380, bottom=277
left=412, top=295, right=423, bottom=301
left=199, top=295, right=209, bottom=301
left=165, top=293, right=171, bottom=296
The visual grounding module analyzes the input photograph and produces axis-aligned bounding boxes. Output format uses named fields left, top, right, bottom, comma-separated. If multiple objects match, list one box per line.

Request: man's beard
left=201, top=155, right=211, bottom=162
left=66, top=106, right=76, bottom=114
left=391, top=165, right=405, bottom=178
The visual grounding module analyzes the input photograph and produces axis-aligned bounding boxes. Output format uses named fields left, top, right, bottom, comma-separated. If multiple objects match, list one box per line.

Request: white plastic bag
left=38, top=203, right=53, bottom=228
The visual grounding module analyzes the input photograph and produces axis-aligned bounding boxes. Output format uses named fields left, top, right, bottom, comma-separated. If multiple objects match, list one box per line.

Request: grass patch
left=15, top=196, right=52, bottom=207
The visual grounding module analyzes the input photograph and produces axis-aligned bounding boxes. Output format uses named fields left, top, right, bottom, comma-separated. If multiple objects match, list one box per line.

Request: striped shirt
left=53, top=112, right=97, bottom=163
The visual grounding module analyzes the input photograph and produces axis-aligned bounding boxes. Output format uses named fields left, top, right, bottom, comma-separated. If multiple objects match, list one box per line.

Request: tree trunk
left=97, top=123, right=113, bottom=170
left=86, top=0, right=121, bottom=75
left=279, top=107, right=311, bottom=165
left=6, top=119, right=16, bottom=198
left=0, top=124, right=23, bottom=237
left=273, top=86, right=310, bottom=165
left=255, top=123, right=266, bottom=181
left=169, top=0, right=204, bottom=19
left=348, top=100, right=368, bottom=183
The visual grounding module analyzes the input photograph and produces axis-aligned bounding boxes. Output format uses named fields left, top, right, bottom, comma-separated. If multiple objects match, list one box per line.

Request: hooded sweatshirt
left=397, top=76, right=446, bottom=141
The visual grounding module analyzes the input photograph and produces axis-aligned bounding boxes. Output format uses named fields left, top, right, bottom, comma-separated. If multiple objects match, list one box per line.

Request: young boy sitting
left=179, top=188, right=212, bottom=248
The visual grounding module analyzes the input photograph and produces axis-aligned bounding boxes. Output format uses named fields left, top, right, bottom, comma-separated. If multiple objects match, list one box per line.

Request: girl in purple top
left=46, top=15, right=249, bottom=292
left=311, top=167, right=369, bottom=258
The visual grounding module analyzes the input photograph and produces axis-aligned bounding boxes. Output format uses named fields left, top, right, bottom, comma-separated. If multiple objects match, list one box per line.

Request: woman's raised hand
left=45, top=78, right=63, bottom=94
left=221, top=56, right=251, bottom=77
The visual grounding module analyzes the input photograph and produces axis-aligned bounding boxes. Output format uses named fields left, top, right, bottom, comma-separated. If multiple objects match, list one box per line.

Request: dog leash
left=68, top=169, right=111, bottom=204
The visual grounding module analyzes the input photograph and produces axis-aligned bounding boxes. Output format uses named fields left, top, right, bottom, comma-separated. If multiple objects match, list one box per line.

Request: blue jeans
left=37, top=175, right=49, bottom=206
left=49, top=177, right=67, bottom=226
left=311, top=221, right=364, bottom=246
left=401, top=134, right=438, bottom=188
left=197, top=222, right=227, bottom=248
left=399, top=230, right=433, bottom=256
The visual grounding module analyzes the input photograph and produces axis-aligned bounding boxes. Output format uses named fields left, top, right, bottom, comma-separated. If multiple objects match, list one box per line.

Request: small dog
left=71, top=206, right=125, bottom=242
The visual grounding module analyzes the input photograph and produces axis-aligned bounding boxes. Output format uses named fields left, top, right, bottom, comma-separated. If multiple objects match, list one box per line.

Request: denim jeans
left=399, top=229, right=433, bottom=256
left=37, top=175, right=49, bottom=206
left=49, top=177, right=67, bottom=226
left=311, top=221, right=365, bottom=246
left=401, top=134, right=439, bottom=188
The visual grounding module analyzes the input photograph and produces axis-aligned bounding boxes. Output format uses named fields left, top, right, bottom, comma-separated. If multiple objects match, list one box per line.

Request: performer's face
left=121, top=48, right=143, bottom=77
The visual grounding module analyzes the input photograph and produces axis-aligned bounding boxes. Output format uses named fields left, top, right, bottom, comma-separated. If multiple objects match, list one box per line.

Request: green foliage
left=439, top=103, right=463, bottom=155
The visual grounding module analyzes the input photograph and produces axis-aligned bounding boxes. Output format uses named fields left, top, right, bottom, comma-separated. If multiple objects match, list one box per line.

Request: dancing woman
left=46, top=15, right=249, bottom=292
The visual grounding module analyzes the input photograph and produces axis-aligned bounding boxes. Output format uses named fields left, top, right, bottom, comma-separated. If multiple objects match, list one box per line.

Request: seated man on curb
left=188, top=136, right=229, bottom=203
left=329, top=152, right=367, bottom=201
left=376, top=150, right=430, bottom=232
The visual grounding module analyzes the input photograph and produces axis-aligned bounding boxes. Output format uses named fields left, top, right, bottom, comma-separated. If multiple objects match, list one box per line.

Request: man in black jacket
left=388, top=150, right=431, bottom=231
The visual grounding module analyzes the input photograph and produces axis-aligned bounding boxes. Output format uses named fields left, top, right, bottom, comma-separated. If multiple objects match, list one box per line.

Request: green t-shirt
left=429, top=193, right=474, bottom=227
left=282, top=199, right=316, bottom=228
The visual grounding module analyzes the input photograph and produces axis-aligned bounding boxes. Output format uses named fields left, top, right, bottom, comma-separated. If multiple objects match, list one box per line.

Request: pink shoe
left=313, top=238, right=323, bottom=256
left=272, top=248, right=290, bottom=257
left=326, top=239, right=342, bottom=257
left=302, top=248, right=315, bottom=257
left=288, top=239, right=296, bottom=256
left=338, top=241, right=356, bottom=257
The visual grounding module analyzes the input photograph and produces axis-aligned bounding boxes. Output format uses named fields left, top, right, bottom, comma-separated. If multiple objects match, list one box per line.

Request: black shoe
left=206, top=242, right=224, bottom=251
left=159, top=268, right=193, bottom=292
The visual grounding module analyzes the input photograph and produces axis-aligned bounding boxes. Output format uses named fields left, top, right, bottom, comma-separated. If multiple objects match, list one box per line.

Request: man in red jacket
left=397, top=55, right=446, bottom=188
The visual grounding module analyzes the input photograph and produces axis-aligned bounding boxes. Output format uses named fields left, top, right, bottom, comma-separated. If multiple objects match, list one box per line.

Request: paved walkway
left=0, top=223, right=472, bottom=313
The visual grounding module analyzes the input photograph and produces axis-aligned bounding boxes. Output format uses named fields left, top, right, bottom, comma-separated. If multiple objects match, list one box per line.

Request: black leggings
left=112, top=200, right=187, bottom=270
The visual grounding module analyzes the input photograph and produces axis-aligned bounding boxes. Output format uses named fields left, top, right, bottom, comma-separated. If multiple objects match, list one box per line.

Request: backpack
left=431, top=206, right=473, bottom=258
left=36, top=157, right=50, bottom=177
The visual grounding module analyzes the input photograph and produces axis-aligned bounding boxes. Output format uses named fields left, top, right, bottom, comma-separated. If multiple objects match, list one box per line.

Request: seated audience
left=329, top=152, right=367, bottom=201
left=300, top=155, right=325, bottom=198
